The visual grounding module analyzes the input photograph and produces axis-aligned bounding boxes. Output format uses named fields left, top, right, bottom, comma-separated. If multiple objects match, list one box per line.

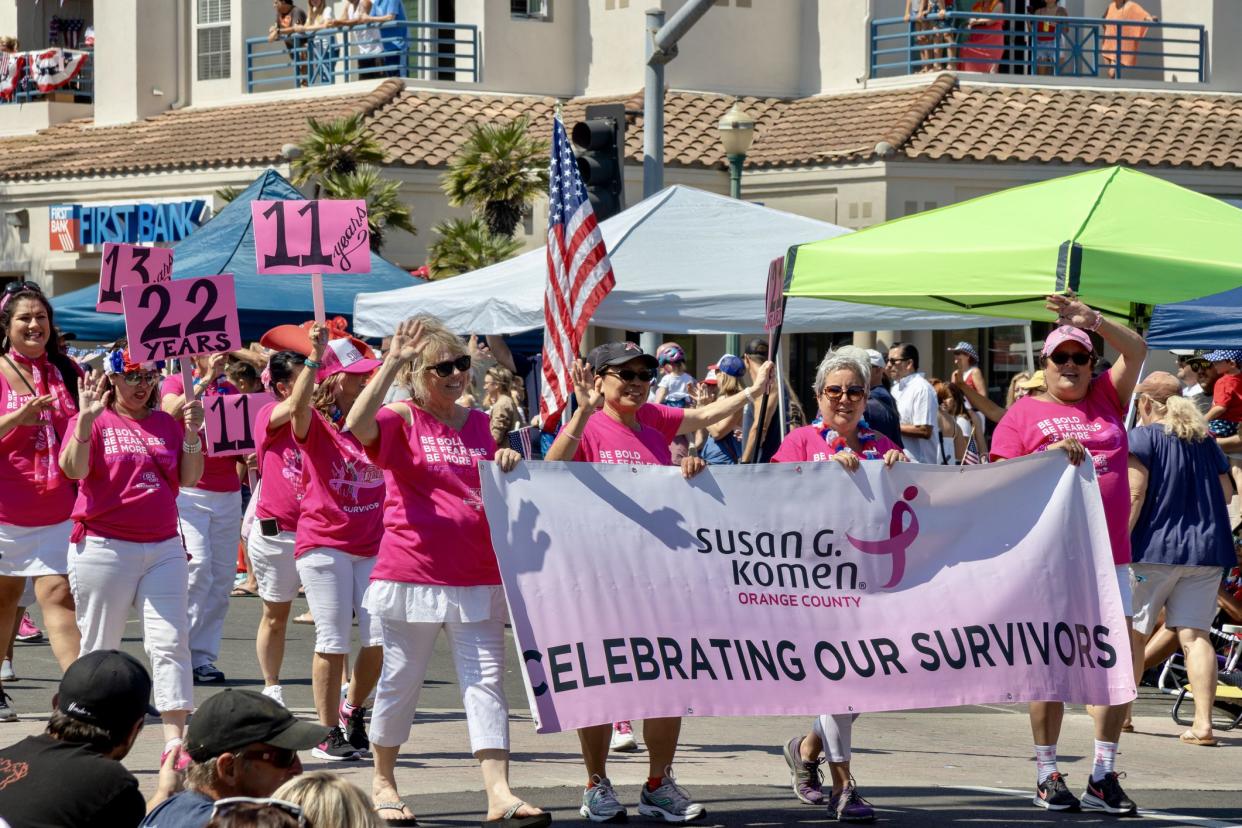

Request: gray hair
left=814, top=354, right=869, bottom=397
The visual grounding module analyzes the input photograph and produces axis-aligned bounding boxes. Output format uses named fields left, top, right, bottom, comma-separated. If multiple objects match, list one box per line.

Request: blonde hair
left=274, top=772, right=383, bottom=828
left=486, top=365, right=515, bottom=395
left=1006, top=372, right=1031, bottom=407
left=396, top=314, right=467, bottom=405
left=1144, top=393, right=1209, bottom=442
left=717, top=372, right=742, bottom=397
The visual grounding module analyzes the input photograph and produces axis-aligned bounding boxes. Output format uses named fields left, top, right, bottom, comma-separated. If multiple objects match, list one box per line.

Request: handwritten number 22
left=261, top=201, right=333, bottom=268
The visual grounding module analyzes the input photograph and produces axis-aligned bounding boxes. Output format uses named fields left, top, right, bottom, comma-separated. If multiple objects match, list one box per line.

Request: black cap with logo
left=58, top=650, right=155, bottom=735
left=184, top=689, right=329, bottom=762
left=586, top=341, right=658, bottom=372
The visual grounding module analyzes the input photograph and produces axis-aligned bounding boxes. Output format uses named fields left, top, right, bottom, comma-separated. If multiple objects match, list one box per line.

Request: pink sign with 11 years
left=96, top=243, right=174, bottom=314
left=121, top=274, right=242, bottom=362
left=204, top=392, right=275, bottom=457
left=250, top=199, right=371, bottom=275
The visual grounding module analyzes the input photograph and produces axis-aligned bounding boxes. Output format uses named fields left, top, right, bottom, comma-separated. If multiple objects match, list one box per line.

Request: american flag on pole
left=961, top=433, right=982, bottom=465
left=507, top=426, right=539, bottom=460
left=539, top=113, right=616, bottom=430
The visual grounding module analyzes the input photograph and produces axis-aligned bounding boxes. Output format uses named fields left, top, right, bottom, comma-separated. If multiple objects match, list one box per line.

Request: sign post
left=748, top=255, right=789, bottom=463
left=251, top=199, right=371, bottom=324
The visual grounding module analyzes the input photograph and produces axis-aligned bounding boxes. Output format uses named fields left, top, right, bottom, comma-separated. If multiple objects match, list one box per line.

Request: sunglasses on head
left=424, top=354, right=471, bottom=377
left=606, top=368, right=656, bottom=383
left=822, top=384, right=866, bottom=401
left=238, top=745, right=299, bottom=769
left=119, top=372, right=159, bottom=386
left=211, top=797, right=308, bottom=827
left=1047, top=351, right=1092, bottom=366
left=2, top=280, right=40, bottom=297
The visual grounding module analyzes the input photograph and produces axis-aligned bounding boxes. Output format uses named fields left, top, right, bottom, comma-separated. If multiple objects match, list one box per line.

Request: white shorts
left=1130, top=564, right=1224, bottom=635
left=1115, top=563, right=1133, bottom=617
left=295, top=548, right=382, bottom=654
left=247, top=527, right=299, bottom=603
left=0, top=520, right=72, bottom=577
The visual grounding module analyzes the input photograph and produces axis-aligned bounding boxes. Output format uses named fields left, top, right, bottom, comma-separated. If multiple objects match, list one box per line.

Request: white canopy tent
left=354, top=186, right=1010, bottom=337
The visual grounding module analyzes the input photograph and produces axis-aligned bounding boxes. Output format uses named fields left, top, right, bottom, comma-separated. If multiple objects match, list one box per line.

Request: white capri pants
left=179, top=487, right=242, bottom=670
left=295, top=548, right=382, bottom=655
left=68, top=535, right=193, bottom=713
left=813, top=713, right=860, bottom=764
left=247, top=528, right=299, bottom=604
left=366, top=582, right=509, bottom=753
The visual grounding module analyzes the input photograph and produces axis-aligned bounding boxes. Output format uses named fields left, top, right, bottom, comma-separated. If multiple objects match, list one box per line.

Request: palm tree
left=215, top=185, right=243, bottom=204
left=427, top=217, right=522, bottom=279
left=321, top=165, right=417, bottom=254
left=442, top=117, right=549, bottom=238
left=291, top=114, right=387, bottom=198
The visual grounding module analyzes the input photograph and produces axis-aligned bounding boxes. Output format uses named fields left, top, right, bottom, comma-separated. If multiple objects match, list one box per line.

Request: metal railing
left=245, top=20, right=479, bottom=92
left=1, top=48, right=93, bottom=106
left=871, top=11, right=1206, bottom=82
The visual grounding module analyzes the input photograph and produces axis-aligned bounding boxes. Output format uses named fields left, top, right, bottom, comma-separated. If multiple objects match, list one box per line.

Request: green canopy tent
left=784, top=167, right=1242, bottom=327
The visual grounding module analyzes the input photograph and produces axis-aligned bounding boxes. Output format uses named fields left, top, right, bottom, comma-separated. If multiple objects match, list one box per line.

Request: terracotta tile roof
left=901, top=82, right=1242, bottom=170
left=0, top=79, right=406, bottom=181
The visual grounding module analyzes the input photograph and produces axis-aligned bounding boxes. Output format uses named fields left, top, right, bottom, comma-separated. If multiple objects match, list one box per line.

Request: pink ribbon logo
left=845, top=485, right=920, bottom=589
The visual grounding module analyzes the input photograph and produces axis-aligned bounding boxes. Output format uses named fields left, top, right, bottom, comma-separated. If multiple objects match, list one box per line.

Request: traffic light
left=571, top=103, right=626, bottom=222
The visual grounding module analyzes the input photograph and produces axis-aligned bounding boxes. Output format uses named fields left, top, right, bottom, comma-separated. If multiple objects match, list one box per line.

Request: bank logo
left=846, top=485, right=920, bottom=589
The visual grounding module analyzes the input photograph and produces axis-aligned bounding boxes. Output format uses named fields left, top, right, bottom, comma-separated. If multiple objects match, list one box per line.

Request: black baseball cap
left=184, top=689, right=329, bottom=762
left=587, top=341, right=658, bottom=372
left=743, top=338, right=768, bottom=358
left=58, top=650, right=155, bottom=735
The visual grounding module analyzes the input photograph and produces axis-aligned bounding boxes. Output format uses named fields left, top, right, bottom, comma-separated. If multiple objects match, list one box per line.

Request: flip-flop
left=483, top=801, right=552, bottom=828
left=230, top=586, right=259, bottom=597
left=292, top=612, right=315, bottom=625
left=375, top=801, right=419, bottom=826
left=1121, top=722, right=1135, bottom=733
left=1179, top=730, right=1218, bottom=746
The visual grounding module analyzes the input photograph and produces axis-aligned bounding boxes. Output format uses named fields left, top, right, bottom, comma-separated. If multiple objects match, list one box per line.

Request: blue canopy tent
left=52, top=169, right=423, bottom=342
left=1146, top=287, right=1242, bottom=350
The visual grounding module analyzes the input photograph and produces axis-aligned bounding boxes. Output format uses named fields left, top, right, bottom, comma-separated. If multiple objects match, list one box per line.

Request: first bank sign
left=48, top=199, right=208, bottom=253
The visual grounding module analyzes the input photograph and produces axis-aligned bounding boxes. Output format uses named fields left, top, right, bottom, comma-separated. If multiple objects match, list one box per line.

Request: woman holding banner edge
left=775, top=352, right=907, bottom=824
left=346, top=315, right=548, bottom=828
left=544, top=341, right=772, bottom=824
left=0, top=282, right=82, bottom=722
left=989, top=294, right=1146, bottom=815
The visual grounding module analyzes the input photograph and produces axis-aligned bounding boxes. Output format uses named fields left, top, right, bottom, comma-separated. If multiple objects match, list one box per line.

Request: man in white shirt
left=887, top=343, right=940, bottom=464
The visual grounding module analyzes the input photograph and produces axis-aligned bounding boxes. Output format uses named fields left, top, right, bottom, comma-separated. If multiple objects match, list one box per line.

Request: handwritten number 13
left=262, top=201, right=333, bottom=268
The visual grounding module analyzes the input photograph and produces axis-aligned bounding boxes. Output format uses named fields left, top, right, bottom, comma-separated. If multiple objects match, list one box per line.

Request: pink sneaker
left=161, top=742, right=191, bottom=772
left=610, top=720, right=638, bottom=752
left=15, top=613, right=43, bottom=643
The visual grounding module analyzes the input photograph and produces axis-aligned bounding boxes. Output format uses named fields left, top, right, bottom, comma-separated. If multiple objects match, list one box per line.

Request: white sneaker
left=0, top=660, right=14, bottom=682
left=610, top=720, right=638, bottom=752
left=261, top=685, right=285, bottom=707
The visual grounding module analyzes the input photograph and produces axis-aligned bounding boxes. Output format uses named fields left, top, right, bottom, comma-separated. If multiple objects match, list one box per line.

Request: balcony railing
left=1, top=48, right=93, bottom=106
left=245, top=20, right=479, bottom=93
left=871, top=11, right=1206, bottom=83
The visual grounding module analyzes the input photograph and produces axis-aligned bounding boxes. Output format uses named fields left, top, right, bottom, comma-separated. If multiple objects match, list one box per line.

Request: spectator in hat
left=1174, top=353, right=1212, bottom=415
left=949, top=341, right=989, bottom=452
left=1202, top=351, right=1242, bottom=439
left=699, top=355, right=747, bottom=465
left=0, top=650, right=169, bottom=827
left=141, top=689, right=328, bottom=828
left=833, top=346, right=904, bottom=449
left=654, top=344, right=696, bottom=409
left=886, top=343, right=940, bottom=463
left=740, top=338, right=805, bottom=462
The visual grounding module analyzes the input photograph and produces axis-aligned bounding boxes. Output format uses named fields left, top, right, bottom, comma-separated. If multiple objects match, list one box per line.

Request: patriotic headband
left=105, top=349, right=162, bottom=375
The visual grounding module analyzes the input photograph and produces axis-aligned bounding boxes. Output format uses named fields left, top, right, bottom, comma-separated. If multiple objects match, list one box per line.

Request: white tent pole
left=1023, top=324, right=1036, bottom=373
left=777, top=359, right=788, bottom=438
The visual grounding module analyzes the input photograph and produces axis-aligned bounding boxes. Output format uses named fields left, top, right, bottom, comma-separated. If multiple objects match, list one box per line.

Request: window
left=511, top=0, right=550, bottom=20
left=196, top=0, right=230, bottom=81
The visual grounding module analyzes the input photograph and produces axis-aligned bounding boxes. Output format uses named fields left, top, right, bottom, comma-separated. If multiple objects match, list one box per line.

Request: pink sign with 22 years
left=96, top=243, right=174, bottom=314
left=204, top=392, right=275, bottom=457
left=250, top=199, right=371, bottom=275
left=121, top=274, right=242, bottom=362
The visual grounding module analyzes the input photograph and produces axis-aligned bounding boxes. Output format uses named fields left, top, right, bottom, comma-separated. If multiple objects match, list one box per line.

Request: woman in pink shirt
left=161, top=352, right=243, bottom=685
left=290, top=324, right=385, bottom=762
left=347, top=315, right=544, bottom=828
left=59, top=348, right=204, bottom=760
left=543, top=340, right=772, bottom=824
left=990, top=294, right=1146, bottom=816
left=0, top=282, right=81, bottom=721
left=774, top=353, right=906, bottom=825
left=246, top=350, right=309, bottom=708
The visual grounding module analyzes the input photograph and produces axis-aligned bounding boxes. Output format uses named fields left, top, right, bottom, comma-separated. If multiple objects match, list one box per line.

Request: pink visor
left=317, top=338, right=381, bottom=383
left=1041, top=325, right=1093, bottom=357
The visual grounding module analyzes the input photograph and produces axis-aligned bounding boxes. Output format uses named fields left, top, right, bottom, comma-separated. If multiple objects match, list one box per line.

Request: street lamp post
left=717, top=100, right=756, bottom=354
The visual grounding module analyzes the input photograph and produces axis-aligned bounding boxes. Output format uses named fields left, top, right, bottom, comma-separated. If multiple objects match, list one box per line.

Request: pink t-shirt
left=990, top=371, right=1131, bottom=564
left=293, top=411, right=384, bottom=558
left=366, top=403, right=499, bottom=586
left=574, top=403, right=685, bottom=466
left=254, top=401, right=304, bottom=533
left=771, top=424, right=901, bottom=463
left=0, top=371, right=76, bottom=527
left=68, top=408, right=184, bottom=543
left=161, top=374, right=241, bottom=493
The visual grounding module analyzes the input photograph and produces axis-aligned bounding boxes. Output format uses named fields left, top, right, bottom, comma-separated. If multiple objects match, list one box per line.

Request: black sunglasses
left=424, top=355, right=471, bottom=377
left=1048, top=351, right=1092, bottom=366
left=607, top=368, right=656, bottom=383
left=885, top=357, right=909, bottom=365
left=823, top=384, right=866, bottom=401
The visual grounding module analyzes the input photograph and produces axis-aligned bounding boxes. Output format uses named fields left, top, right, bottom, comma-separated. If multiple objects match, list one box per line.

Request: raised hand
left=205, top=352, right=228, bottom=381
left=753, top=360, right=775, bottom=396
left=78, top=373, right=111, bottom=421
left=570, top=359, right=603, bottom=412
left=389, top=318, right=425, bottom=364
left=1045, top=293, right=1099, bottom=330
left=308, top=322, right=329, bottom=361
left=11, top=394, right=55, bottom=427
